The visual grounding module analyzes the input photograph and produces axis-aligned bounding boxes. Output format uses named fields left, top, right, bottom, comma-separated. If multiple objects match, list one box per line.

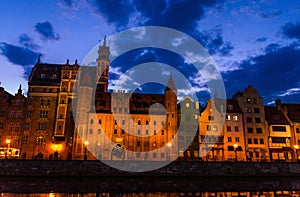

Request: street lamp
left=5, top=139, right=11, bottom=159
left=167, top=142, right=172, bottom=161
left=294, top=145, right=299, bottom=162
left=84, top=140, right=89, bottom=160
left=233, top=143, right=238, bottom=162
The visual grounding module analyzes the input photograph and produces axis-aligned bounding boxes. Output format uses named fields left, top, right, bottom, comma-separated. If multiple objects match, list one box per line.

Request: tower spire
left=103, top=35, right=106, bottom=46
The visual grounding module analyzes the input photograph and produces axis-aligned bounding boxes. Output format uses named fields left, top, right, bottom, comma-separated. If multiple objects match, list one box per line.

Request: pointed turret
left=165, top=70, right=177, bottom=93
left=17, top=84, right=22, bottom=95
left=96, top=36, right=110, bottom=92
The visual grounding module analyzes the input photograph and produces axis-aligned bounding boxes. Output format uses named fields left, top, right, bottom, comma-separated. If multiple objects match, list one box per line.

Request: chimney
left=275, top=99, right=282, bottom=111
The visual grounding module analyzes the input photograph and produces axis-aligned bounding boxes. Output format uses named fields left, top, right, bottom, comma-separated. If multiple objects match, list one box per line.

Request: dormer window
left=52, top=74, right=57, bottom=79
left=41, top=74, right=45, bottom=79
left=228, top=105, right=233, bottom=111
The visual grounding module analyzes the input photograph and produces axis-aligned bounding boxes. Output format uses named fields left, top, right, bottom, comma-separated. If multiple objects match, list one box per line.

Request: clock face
left=186, top=103, right=190, bottom=108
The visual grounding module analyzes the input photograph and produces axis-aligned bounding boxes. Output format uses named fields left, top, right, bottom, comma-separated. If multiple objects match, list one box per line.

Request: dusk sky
left=0, top=0, right=299, bottom=105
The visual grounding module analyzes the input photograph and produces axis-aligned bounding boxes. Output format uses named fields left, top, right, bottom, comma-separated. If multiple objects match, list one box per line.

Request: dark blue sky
left=0, top=0, right=299, bottom=105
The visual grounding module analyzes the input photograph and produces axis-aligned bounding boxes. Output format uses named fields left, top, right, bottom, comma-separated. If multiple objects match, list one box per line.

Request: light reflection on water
left=1, top=191, right=300, bottom=197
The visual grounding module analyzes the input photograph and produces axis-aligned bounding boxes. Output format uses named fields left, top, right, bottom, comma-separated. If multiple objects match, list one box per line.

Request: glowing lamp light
left=5, top=139, right=11, bottom=144
left=294, top=145, right=299, bottom=150
left=167, top=142, right=172, bottom=147
left=50, top=144, right=63, bottom=152
left=233, top=143, right=238, bottom=149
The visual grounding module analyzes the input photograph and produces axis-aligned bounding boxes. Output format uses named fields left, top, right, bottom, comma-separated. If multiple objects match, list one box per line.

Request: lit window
left=226, top=115, right=230, bottom=121
left=233, top=116, right=238, bottom=121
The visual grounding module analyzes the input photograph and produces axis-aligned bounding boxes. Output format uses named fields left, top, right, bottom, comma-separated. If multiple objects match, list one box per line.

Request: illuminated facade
left=1, top=38, right=300, bottom=161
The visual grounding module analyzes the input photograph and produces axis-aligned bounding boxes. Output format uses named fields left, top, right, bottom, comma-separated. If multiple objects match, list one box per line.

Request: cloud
left=282, top=21, right=300, bottom=40
left=90, top=0, right=224, bottom=32
left=224, top=43, right=300, bottom=103
left=18, top=33, right=39, bottom=50
left=278, top=88, right=300, bottom=97
left=257, top=9, right=282, bottom=19
left=34, top=21, right=60, bottom=41
left=255, top=37, right=267, bottom=43
left=0, top=42, right=39, bottom=78
left=196, top=25, right=234, bottom=56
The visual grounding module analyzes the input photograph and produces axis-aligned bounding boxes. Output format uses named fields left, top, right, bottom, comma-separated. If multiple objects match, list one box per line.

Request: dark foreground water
left=1, top=191, right=300, bottom=196
left=1, top=177, right=300, bottom=196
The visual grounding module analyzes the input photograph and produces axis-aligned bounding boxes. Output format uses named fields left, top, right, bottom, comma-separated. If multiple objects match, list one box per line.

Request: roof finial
left=37, top=54, right=41, bottom=64
left=19, top=84, right=21, bottom=90
left=103, top=35, right=106, bottom=46
left=66, top=59, right=69, bottom=65
left=75, top=59, right=78, bottom=65
left=18, top=84, right=22, bottom=94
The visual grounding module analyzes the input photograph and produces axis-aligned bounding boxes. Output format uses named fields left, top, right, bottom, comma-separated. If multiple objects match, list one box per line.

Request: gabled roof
left=265, top=106, right=290, bottom=125
left=283, top=104, right=300, bottom=122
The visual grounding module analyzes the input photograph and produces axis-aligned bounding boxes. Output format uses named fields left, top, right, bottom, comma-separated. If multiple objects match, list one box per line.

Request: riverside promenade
left=1, top=160, right=300, bottom=193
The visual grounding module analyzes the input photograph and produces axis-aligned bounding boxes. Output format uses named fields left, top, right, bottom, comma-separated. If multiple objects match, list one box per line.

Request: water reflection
left=2, top=191, right=300, bottom=197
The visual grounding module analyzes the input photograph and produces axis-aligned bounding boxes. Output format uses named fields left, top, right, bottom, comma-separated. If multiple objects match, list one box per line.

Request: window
left=22, top=135, right=28, bottom=145
left=247, top=127, right=253, bottom=133
left=138, top=120, right=141, bottom=125
left=15, top=123, right=20, bottom=131
left=146, top=130, right=149, bottom=135
left=26, top=110, right=32, bottom=118
left=260, top=138, right=264, bottom=144
left=255, top=118, right=261, bottom=123
left=297, top=128, right=300, bottom=133
left=228, top=105, right=233, bottom=111
left=247, top=98, right=251, bottom=103
left=39, top=110, right=48, bottom=118
left=248, top=138, right=252, bottom=144
left=8, top=123, right=13, bottom=131
left=89, top=129, right=93, bottom=134
left=272, top=126, right=286, bottom=132
left=227, top=126, right=231, bottom=132
left=0, top=122, right=4, bottom=130
left=99, top=119, right=102, bottom=124
left=235, top=137, right=240, bottom=142
left=256, top=128, right=262, bottom=134
left=40, top=99, right=45, bottom=106
left=254, top=138, right=258, bottom=144
left=207, top=125, right=211, bottom=131
left=17, top=111, right=22, bottom=118
left=146, top=120, right=149, bottom=125
left=234, top=126, right=239, bottom=132
left=162, top=130, right=164, bottom=135
left=154, top=130, right=156, bottom=135
left=137, top=141, right=141, bottom=146
left=121, top=129, right=125, bottom=134
left=153, top=120, right=156, bottom=125
left=114, top=120, right=117, bottom=125
left=246, top=117, right=252, bottom=123
left=161, top=121, right=164, bottom=126
left=254, top=108, right=260, bottom=113
left=226, top=115, right=231, bottom=121
left=233, top=116, right=238, bottom=121
left=213, top=125, right=218, bottom=131
left=36, top=137, right=45, bottom=146
left=246, top=108, right=251, bottom=113
left=52, top=74, right=57, bottom=79
left=137, top=130, right=141, bottom=135
left=9, top=111, right=15, bottom=118
left=161, top=153, right=165, bottom=158
left=208, top=116, right=214, bottom=121
left=253, top=98, right=257, bottom=104
left=24, top=122, right=30, bottom=130
left=90, top=119, right=93, bottom=124
left=38, top=122, right=47, bottom=130
left=228, top=137, right=232, bottom=142
left=118, top=107, right=122, bottom=113
left=186, top=115, right=190, bottom=121
left=153, top=153, right=157, bottom=158
left=114, top=129, right=117, bottom=134
left=46, top=99, right=50, bottom=106
left=41, top=74, right=45, bottom=79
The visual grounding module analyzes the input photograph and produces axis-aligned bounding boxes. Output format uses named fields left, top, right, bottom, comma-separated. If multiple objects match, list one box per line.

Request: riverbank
left=1, top=160, right=300, bottom=177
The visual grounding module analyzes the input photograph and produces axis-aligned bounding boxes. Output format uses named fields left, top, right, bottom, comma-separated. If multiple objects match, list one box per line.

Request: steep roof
left=283, top=104, right=300, bottom=122
left=265, top=106, right=290, bottom=125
